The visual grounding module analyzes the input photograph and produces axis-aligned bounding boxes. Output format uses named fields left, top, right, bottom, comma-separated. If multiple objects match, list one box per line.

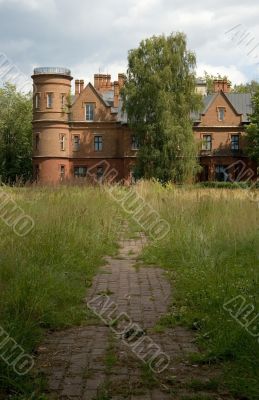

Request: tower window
left=202, top=134, right=212, bottom=151
left=34, top=164, right=40, bottom=181
left=60, top=134, right=66, bottom=151
left=35, top=133, right=40, bottom=150
left=73, top=135, right=80, bottom=151
left=47, top=93, right=53, bottom=108
left=60, top=165, right=65, bottom=181
left=35, top=93, right=40, bottom=109
left=231, top=135, right=239, bottom=150
left=218, top=107, right=225, bottom=121
left=94, top=135, right=103, bottom=151
left=85, top=103, right=94, bottom=121
left=61, top=94, right=66, bottom=108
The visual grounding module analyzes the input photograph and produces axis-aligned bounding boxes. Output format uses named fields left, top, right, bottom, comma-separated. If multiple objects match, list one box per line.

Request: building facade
left=32, top=68, right=256, bottom=184
left=194, top=79, right=256, bottom=181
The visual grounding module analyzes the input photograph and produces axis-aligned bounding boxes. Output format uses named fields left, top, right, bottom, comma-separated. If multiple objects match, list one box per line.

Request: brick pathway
left=36, top=234, right=231, bottom=400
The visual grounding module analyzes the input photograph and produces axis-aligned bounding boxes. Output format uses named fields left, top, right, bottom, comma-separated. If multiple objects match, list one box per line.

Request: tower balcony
left=33, top=67, right=71, bottom=76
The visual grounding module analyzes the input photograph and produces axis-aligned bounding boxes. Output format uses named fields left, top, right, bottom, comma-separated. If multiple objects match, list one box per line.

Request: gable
left=71, top=83, right=114, bottom=122
left=199, top=92, right=242, bottom=127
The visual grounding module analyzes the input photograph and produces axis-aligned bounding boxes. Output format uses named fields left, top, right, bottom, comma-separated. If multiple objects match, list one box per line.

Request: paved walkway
left=36, top=234, right=229, bottom=400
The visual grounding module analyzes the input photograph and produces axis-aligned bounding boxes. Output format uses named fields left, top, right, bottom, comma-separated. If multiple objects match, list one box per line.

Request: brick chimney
left=94, top=74, right=100, bottom=90
left=98, top=74, right=103, bottom=90
left=80, top=79, right=84, bottom=93
left=118, top=73, right=126, bottom=88
left=96, top=74, right=112, bottom=92
left=106, top=74, right=112, bottom=89
left=75, top=79, right=80, bottom=95
left=213, top=79, right=231, bottom=93
left=114, top=81, right=119, bottom=108
left=99, top=74, right=106, bottom=91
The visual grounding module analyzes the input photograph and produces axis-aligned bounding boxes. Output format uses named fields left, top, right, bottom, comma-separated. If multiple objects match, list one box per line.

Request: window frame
left=61, top=94, right=66, bottom=108
left=217, top=107, right=225, bottom=121
left=60, top=165, right=65, bottom=180
left=35, top=93, right=40, bottom=109
left=74, top=166, right=87, bottom=178
left=96, top=166, right=104, bottom=182
left=46, top=92, right=53, bottom=109
left=85, top=103, right=94, bottom=121
left=34, top=164, right=40, bottom=181
left=215, top=165, right=228, bottom=182
left=73, top=135, right=80, bottom=152
left=231, top=134, right=239, bottom=151
left=60, top=134, right=66, bottom=151
left=35, top=132, right=40, bottom=151
left=202, top=134, right=212, bottom=151
left=94, top=135, right=103, bottom=152
left=131, top=135, right=140, bottom=150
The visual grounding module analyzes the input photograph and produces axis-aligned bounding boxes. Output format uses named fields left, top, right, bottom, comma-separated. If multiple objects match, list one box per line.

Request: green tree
left=122, top=32, right=202, bottom=183
left=232, top=80, right=259, bottom=93
left=203, top=72, right=231, bottom=94
left=0, top=83, right=32, bottom=183
left=246, top=91, right=259, bottom=164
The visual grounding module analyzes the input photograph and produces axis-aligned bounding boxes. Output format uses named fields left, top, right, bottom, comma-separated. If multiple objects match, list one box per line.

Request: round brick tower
left=32, top=67, right=73, bottom=183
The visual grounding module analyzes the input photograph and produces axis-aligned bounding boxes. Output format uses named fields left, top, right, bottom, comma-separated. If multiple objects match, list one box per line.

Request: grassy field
left=136, top=181, right=259, bottom=400
left=0, top=185, right=122, bottom=398
left=0, top=182, right=258, bottom=399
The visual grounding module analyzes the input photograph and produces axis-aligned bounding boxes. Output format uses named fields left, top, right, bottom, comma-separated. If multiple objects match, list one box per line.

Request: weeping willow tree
left=122, top=32, right=202, bottom=183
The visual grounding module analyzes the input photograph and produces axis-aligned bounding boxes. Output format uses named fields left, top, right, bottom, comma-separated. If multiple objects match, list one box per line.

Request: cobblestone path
left=36, top=234, right=230, bottom=400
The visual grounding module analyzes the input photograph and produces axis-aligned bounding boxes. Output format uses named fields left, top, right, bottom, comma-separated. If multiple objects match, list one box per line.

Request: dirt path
left=36, top=233, right=231, bottom=400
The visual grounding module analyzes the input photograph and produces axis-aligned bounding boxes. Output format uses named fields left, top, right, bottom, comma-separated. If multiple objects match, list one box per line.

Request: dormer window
left=85, top=103, right=94, bottom=121
left=218, top=107, right=225, bottom=121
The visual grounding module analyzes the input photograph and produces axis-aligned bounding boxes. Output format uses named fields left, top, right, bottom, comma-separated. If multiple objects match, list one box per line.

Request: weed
left=0, top=185, right=122, bottom=397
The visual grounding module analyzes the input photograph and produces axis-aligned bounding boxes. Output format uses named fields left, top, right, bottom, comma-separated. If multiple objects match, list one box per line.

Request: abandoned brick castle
left=32, top=67, right=256, bottom=183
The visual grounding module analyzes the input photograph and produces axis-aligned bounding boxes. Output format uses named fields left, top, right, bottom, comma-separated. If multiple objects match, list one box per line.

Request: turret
left=31, top=67, right=73, bottom=183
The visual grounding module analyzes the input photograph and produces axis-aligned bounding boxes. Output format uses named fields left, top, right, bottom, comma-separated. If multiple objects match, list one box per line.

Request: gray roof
left=101, top=90, right=114, bottom=107
left=225, top=93, right=252, bottom=122
left=193, top=92, right=252, bottom=123
left=71, top=82, right=253, bottom=125
left=100, top=90, right=128, bottom=123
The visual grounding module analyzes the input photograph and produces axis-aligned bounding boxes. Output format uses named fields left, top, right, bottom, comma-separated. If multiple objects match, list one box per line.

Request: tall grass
left=137, top=181, right=259, bottom=400
left=0, top=185, right=122, bottom=398
left=1, top=182, right=258, bottom=399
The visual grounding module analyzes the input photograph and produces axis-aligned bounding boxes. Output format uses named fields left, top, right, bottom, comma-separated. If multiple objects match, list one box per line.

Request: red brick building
left=32, top=68, right=256, bottom=183
left=194, top=79, right=256, bottom=181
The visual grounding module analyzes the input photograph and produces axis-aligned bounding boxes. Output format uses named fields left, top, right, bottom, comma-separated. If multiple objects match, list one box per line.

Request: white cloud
left=197, top=63, right=248, bottom=85
left=0, top=0, right=259, bottom=84
left=0, top=0, right=55, bottom=10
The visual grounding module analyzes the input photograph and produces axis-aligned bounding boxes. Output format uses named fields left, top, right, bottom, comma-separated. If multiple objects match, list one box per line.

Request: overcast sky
left=0, top=0, right=259, bottom=89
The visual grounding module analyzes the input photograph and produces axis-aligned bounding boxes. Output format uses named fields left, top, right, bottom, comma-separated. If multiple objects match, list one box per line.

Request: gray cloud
left=0, top=0, right=259, bottom=86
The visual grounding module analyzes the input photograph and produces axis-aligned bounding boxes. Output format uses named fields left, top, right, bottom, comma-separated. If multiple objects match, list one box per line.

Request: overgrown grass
left=1, top=182, right=258, bottom=399
left=0, top=185, right=122, bottom=398
left=136, top=181, right=259, bottom=400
